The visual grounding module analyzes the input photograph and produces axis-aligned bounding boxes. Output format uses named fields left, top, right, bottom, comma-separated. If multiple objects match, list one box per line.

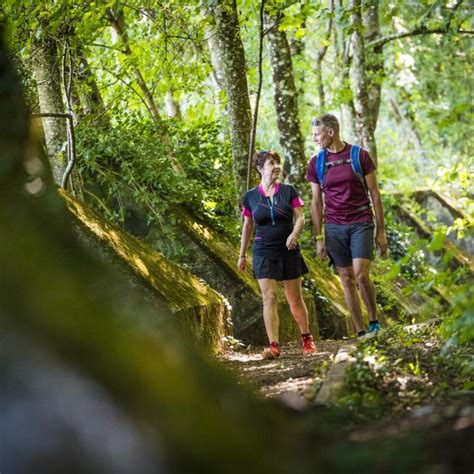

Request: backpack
left=315, top=144, right=367, bottom=191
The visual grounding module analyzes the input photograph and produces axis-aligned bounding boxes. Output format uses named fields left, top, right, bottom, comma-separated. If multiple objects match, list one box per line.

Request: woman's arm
left=238, top=216, right=254, bottom=271
left=286, top=206, right=305, bottom=250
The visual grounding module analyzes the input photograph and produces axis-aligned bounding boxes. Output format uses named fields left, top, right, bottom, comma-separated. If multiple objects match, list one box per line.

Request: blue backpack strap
left=315, top=149, right=328, bottom=188
left=350, top=144, right=367, bottom=191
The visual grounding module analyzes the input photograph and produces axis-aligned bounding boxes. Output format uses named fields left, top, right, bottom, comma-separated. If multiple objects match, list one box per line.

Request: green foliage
left=338, top=322, right=473, bottom=423
left=76, top=116, right=235, bottom=238
left=440, top=282, right=474, bottom=349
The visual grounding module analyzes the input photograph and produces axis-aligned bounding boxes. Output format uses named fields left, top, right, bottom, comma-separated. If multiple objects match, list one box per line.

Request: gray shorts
left=325, top=222, right=375, bottom=268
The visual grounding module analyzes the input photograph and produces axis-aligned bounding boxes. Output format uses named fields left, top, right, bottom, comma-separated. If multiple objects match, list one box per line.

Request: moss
left=60, top=190, right=228, bottom=353
left=395, top=193, right=473, bottom=275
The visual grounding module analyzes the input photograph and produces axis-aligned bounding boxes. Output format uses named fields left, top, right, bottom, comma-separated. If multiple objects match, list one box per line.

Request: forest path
left=218, top=339, right=341, bottom=409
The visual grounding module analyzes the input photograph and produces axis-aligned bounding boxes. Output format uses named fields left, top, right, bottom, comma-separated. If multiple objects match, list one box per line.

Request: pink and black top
left=306, top=143, right=375, bottom=225
left=242, top=181, right=304, bottom=257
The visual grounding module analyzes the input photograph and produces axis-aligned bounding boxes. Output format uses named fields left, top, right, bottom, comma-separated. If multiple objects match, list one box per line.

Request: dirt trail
left=219, top=339, right=341, bottom=409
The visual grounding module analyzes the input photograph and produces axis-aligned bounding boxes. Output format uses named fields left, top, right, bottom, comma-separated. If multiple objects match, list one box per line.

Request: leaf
left=429, top=232, right=446, bottom=252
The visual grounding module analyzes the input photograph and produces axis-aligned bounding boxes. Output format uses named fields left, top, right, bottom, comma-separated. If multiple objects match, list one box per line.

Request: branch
left=368, top=24, right=474, bottom=49
left=316, top=1, right=334, bottom=61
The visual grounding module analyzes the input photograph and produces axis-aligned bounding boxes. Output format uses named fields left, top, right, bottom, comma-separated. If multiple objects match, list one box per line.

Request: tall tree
left=208, top=0, right=252, bottom=203
left=332, top=0, right=358, bottom=142
left=314, top=0, right=334, bottom=111
left=349, top=0, right=377, bottom=162
left=264, top=9, right=306, bottom=180
left=362, top=0, right=383, bottom=131
left=31, top=36, right=68, bottom=185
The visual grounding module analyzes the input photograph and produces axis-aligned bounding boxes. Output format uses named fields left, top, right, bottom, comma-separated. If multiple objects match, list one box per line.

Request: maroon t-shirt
left=306, top=143, right=375, bottom=224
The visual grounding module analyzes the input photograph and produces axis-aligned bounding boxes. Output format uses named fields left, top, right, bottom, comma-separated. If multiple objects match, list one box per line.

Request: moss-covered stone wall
left=168, top=208, right=319, bottom=344
left=61, top=190, right=229, bottom=353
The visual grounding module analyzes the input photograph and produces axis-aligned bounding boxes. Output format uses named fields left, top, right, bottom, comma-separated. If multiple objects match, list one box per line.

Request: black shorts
left=325, top=222, right=375, bottom=268
left=253, top=251, right=309, bottom=281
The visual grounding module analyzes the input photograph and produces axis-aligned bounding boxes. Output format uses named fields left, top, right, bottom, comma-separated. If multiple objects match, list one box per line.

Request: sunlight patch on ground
left=223, top=352, right=263, bottom=362
left=262, top=377, right=314, bottom=397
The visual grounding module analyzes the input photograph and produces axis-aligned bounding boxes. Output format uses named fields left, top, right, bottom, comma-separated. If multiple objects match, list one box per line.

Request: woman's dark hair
left=253, top=150, right=281, bottom=171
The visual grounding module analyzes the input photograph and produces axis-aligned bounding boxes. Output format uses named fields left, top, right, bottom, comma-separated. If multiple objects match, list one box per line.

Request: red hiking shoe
left=301, top=334, right=316, bottom=354
left=261, top=342, right=281, bottom=360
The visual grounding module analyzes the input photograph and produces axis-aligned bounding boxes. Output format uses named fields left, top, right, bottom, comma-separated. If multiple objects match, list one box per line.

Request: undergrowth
left=335, top=321, right=473, bottom=423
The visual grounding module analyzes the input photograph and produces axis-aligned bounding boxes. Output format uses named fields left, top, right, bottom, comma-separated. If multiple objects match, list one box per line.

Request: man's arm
left=365, top=171, right=388, bottom=256
left=310, top=182, right=328, bottom=260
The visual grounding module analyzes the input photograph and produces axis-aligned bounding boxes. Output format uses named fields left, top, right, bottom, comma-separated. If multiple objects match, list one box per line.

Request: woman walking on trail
left=237, top=150, right=316, bottom=359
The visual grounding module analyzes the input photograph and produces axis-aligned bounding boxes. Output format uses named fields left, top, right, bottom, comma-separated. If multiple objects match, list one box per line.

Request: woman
left=238, top=150, right=316, bottom=359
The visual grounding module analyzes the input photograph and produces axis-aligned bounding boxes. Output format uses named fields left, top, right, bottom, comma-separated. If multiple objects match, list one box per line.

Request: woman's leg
left=257, top=278, right=279, bottom=343
left=282, top=277, right=309, bottom=333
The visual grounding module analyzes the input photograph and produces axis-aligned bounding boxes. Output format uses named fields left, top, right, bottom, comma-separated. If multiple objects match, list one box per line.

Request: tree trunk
left=209, top=0, right=252, bottom=203
left=31, top=37, right=68, bottom=185
left=107, top=8, right=161, bottom=123
left=362, top=0, right=383, bottom=130
left=264, top=11, right=306, bottom=181
left=332, top=0, right=358, bottom=142
left=207, top=29, right=226, bottom=91
left=164, top=90, right=181, bottom=119
left=74, top=49, right=110, bottom=127
left=349, top=0, right=377, bottom=162
left=315, top=0, right=334, bottom=111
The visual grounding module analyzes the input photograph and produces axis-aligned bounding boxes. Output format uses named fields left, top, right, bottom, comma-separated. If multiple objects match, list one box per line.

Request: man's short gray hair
left=311, top=113, right=340, bottom=134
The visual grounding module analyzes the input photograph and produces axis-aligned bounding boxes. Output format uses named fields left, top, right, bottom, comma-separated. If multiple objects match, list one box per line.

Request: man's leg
left=336, top=266, right=364, bottom=333
left=353, top=258, right=378, bottom=322
left=257, top=278, right=279, bottom=343
left=282, top=277, right=310, bottom=333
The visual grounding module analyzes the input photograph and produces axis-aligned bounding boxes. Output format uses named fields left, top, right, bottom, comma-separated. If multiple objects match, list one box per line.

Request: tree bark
left=207, top=30, right=226, bottom=91
left=362, top=0, right=383, bottom=130
left=31, top=36, right=68, bottom=185
left=315, top=0, right=334, bottom=111
left=332, top=0, right=358, bottom=142
left=349, top=0, right=377, bottom=162
left=209, top=0, right=252, bottom=203
left=264, top=11, right=306, bottom=181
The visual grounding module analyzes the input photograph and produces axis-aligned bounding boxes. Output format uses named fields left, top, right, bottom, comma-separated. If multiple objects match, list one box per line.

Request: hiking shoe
left=369, top=321, right=381, bottom=333
left=261, top=342, right=281, bottom=360
left=301, top=334, right=316, bottom=354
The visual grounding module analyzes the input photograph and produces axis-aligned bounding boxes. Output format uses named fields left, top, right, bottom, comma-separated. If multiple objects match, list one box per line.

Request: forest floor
left=218, top=326, right=474, bottom=473
left=218, top=338, right=341, bottom=409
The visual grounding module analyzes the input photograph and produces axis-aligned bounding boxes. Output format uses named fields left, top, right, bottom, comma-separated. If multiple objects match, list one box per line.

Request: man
left=307, top=114, right=388, bottom=336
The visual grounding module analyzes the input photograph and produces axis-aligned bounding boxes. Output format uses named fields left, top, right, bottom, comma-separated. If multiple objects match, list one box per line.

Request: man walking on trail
left=307, top=114, right=388, bottom=336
